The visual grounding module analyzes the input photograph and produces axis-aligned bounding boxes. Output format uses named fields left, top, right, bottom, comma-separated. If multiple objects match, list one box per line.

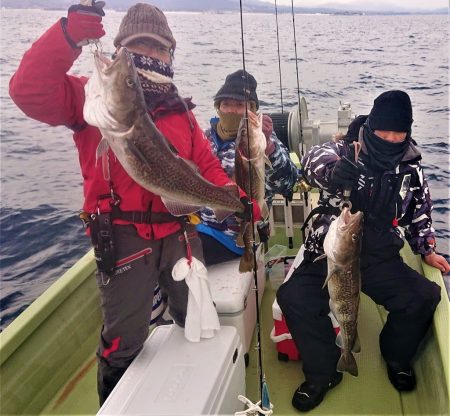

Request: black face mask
left=362, top=123, right=410, bottom=171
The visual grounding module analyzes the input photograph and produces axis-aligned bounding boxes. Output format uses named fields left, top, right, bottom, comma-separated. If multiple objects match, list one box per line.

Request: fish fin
left=96, top=138, right=109, bottom=160
left=236, top=222, right=247, bottom=247
left=337, top=352, right=358, bottom=377
left=239, top=250, right=254, bottom=273
left=335, top=331, right=345, bottom=349
left=224, top=183, right=241, bottom=199
left=215, top=183, right=242, bottom=218
left=127, top=140, right=150, bottom=166
left=322, top=269, right=336, bottom=289
left=352, top=332, right=361, bottom=353
left=184, top=158, right=200, bottom=174
left=161, top=197, right=202, bottom=217
left=322, top=264, right=339, bottom=288
left=101, top=152, right=110, bottom=181
left=314, top=254, right=327, bottom=262
left=329, top=301, right=339, bottom=326
left=261, top=201, right=269, bottom=220
left=257, top=112, right=263, bottom=125
left=264, top=155, right=272, bottom=168
left=213, top=208, right=235, bottom=223
left=254, top=164, right=266, bottom=185
left=167, top=141, right=180, bottom=156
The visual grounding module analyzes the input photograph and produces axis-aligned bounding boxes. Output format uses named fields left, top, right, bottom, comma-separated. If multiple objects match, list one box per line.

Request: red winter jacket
left=9, top=20, right=238, bottom=240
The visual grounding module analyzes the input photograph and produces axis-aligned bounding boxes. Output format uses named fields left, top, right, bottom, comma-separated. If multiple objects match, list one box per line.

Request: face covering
left=128, top=51, right=175, bottom=109
left=215, top=101, right=258, bottom=141
left=216, top=109, right=243, bottom=141
left=362, top=123, right=410, bottom=171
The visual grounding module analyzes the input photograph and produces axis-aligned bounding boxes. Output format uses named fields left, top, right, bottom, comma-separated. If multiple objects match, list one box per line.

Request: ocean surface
left=1, top=9, right=449, bottom=330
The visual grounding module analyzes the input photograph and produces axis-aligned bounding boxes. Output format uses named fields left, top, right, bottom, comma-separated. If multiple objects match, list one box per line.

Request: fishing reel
left=268, top=98, right=355, bottom=244
left=269, top=97, right=354, bottom=160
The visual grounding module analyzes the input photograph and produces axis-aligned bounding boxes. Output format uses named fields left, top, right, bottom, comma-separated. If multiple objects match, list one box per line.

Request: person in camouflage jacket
left=277, top=90, right=448, bottom=412
left=302, top=117, right=441, bottom=261
left=197, top=69, right=299, bottom=264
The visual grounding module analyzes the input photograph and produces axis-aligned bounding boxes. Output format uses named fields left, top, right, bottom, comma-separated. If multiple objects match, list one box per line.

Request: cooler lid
left=208, top=257, right=263, bottom=315
left=98, top=325, right=242, bottom=415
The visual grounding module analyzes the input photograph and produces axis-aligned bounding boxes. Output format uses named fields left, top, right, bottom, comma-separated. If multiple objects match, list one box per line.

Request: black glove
left=68, top=0, right=105, bottom=15
left=235, top=196, right=262, bottom=223
left=257, top=221, right=271, bottom=243
left=330, top=145, right=359, bottom=189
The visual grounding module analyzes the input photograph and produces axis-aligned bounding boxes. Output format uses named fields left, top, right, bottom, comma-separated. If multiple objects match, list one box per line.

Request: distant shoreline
left=1, top=7, right=448, bottom=16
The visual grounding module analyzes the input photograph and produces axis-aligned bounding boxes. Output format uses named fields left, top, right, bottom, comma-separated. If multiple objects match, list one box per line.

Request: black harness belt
left=110, top=206, right=183, bottom=224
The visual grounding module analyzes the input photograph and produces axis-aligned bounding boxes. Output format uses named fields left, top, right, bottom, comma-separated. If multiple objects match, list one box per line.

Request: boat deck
left=1, top=241, right=448, bottom=415
left=44, top=275, right=447, bottom=415
left=246, top=285, right=445, bottom=415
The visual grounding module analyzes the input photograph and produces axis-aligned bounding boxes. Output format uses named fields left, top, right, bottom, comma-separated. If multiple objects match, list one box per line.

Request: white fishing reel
left=270, top=98, right=354, bottom=160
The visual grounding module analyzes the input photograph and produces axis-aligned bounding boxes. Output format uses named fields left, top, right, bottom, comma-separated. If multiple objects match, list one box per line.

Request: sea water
left=1, top=9, right=448, bottom=330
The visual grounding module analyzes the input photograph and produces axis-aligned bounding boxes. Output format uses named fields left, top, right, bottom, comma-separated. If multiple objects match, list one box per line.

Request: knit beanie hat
left=368, top=90, right=413, bottom=133
left=114, top=3, right=176, bottom=50
left=214, top=69, right=259, bottom=109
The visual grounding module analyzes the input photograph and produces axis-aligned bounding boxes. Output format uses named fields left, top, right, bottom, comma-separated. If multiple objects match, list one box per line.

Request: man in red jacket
left=9, top=2, right=259, bottom=405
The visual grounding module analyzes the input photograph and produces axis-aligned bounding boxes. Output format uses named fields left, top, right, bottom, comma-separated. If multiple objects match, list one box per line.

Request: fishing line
left=274, top=0, right=284, bottom=113
left=290, top=0, right=311, bottom=216
left=238, top=0, right=269, bottom=411
left=290, top=0, right=305, bottom=158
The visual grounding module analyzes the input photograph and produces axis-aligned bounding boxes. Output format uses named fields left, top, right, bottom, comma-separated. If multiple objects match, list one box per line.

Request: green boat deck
left=246, top=283, right=449, bottom=415
left=1, top=238, right=449, bottom=415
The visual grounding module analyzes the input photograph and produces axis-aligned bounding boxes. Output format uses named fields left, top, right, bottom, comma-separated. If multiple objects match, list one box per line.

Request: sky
left=266, top=0, right=448, bottom=9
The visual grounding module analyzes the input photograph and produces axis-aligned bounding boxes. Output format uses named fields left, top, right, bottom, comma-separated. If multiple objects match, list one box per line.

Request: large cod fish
left=320, top=207, right=363, bottom=377
left=234, top=114, right=269, bottom=272
left=83, top=48, right=243, bottom=218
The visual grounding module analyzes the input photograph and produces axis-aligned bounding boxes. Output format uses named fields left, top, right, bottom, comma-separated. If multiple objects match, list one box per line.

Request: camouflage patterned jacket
left=198, top=116, right=299, bottom=251
left=302, top=133, right=436, bottom=258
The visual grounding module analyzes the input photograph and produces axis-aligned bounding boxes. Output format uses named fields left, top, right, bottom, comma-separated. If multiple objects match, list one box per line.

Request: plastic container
left=208, top=249, right=265, bottom=355
left=265, top=244, right=287, bottom=290
left=98, top=325, right=246, bottom=415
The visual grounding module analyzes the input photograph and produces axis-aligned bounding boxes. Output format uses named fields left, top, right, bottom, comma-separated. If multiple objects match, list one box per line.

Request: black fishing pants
left=95, top=224, right=204, bottom=406
left=277, top=253, right=441, bottom=385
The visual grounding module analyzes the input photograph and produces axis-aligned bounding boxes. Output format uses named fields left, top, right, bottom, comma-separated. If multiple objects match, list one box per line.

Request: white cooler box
left=98, top=324, right=246, bottom=415
left=208, top=251, right=265, bottom=358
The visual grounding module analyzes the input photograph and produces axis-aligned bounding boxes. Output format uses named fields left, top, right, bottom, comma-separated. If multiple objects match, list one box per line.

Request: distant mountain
left=304, top=1, right=448, bottom=13
left=1, top=0, right=447, bottom=14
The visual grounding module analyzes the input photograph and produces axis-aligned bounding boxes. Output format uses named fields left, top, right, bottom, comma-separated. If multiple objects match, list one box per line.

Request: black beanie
left=368, top=90, right=413, bottom=133
left=214, top=69, right=259, bottom=109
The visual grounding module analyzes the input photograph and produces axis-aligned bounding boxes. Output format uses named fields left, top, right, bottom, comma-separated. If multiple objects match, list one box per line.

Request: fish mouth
left=94, top=47, right=134, bottom=73
left=341, top=207, right=363, bottom=227
left=94, top=50, right=112, bottom=72
left=116, top=47, right=135, bottom=70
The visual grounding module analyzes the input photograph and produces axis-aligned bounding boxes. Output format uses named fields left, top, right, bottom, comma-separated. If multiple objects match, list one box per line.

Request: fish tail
left=352, top=332, right=361, bottom=353
left=337, top=352, right=358, bottom=377
left=236, top=233, right=245, bottom=248
left=239, top=250, right=254, bottom=273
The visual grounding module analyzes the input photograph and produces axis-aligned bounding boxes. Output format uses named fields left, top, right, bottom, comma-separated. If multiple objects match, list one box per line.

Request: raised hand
left=64, top=1, right=106, bottom=48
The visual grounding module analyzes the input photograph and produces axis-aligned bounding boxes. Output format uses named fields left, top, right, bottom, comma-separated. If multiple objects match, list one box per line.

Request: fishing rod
left=237, top=1, right=272, bottom=414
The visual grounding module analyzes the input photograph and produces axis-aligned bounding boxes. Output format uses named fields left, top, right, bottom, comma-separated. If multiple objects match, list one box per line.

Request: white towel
left=172, top=256, right=220, bottom=342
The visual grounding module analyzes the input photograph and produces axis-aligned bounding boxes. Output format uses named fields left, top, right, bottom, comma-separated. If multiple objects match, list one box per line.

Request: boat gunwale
left=0, top=249, right=96, bottom=365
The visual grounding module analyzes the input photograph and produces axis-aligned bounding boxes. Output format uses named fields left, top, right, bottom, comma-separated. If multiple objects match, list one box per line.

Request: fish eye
left=125, top=76, right=135, bottom=87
